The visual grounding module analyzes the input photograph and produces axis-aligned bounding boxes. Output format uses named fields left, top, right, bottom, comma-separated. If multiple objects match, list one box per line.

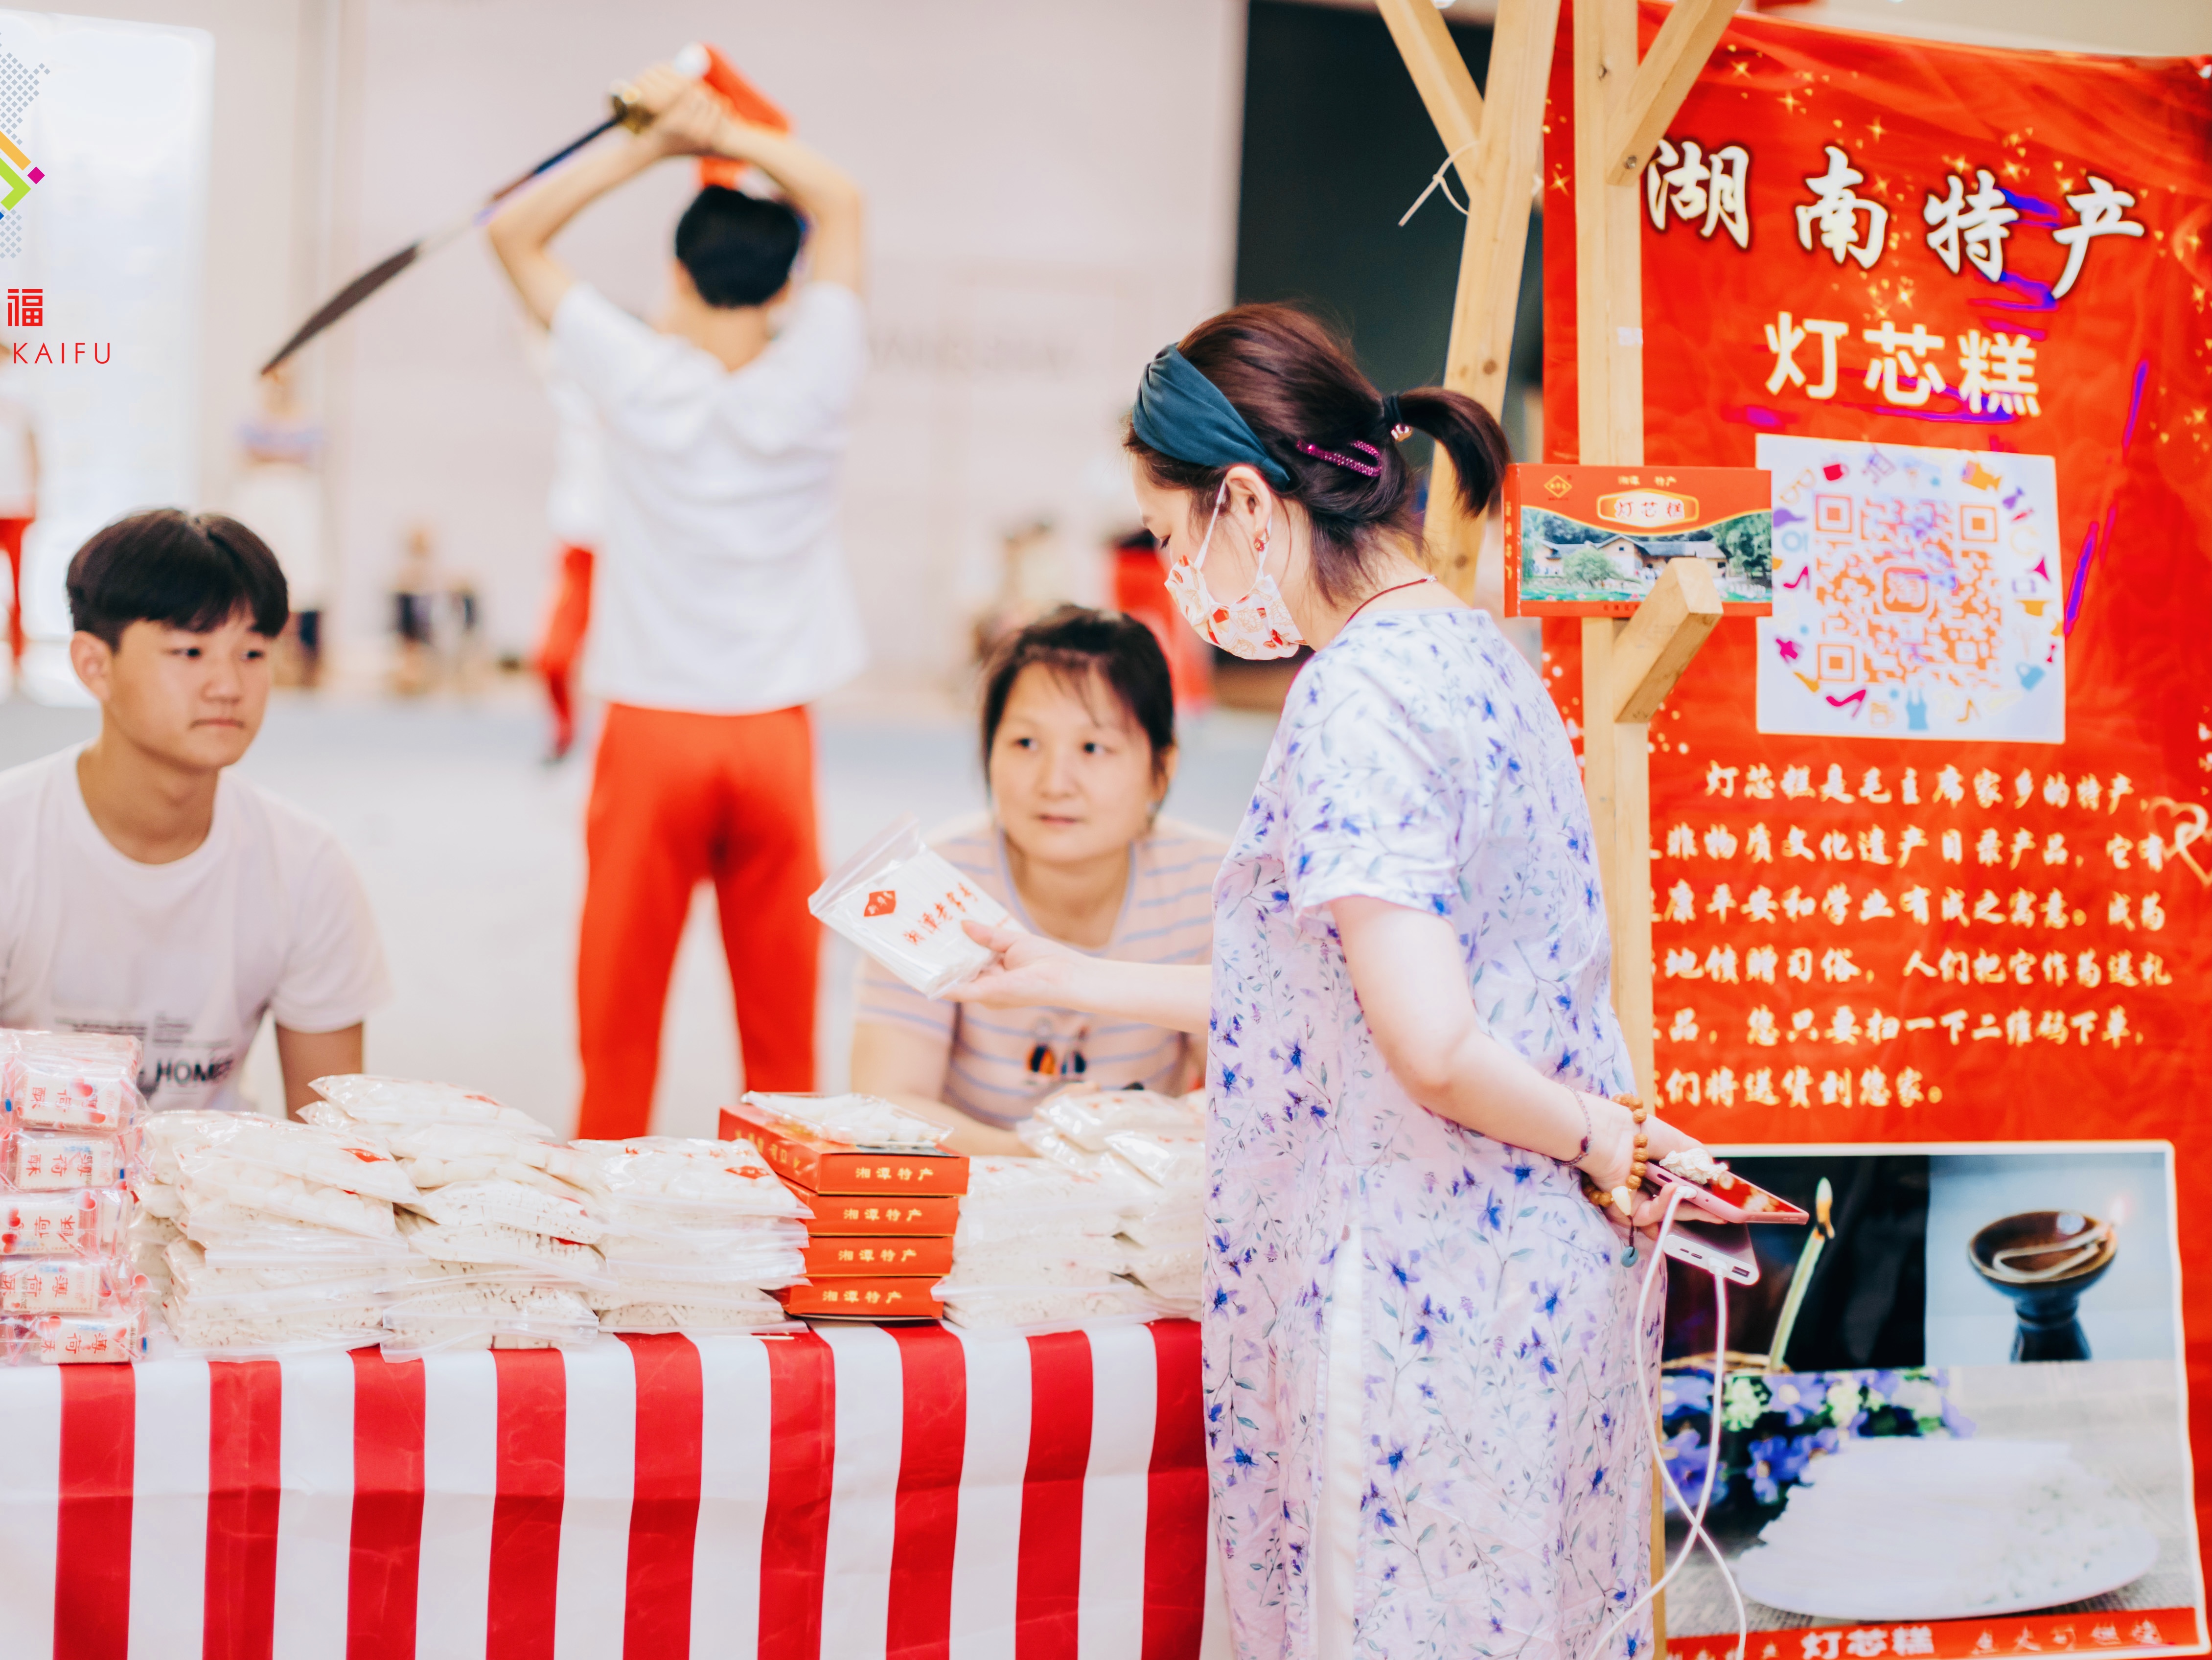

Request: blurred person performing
left=489, top=65, right=866, bottom=1138
left=0, top=351, right=35, bottom=680
left=948, top=307, right=1709, bottom=1659
left=0, top=511, right=389, bottom=1112
left=230, top=363, right=329, bottom=686
left=525, top=326, right=603, bottom=762
left=850, top=606, right=1224, bottom=1154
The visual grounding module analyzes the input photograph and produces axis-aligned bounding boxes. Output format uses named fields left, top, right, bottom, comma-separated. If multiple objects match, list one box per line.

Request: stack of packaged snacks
left=1, top=1031, right=151, bottom=1362
left=145, top=1110, right=416, bottom=1354
left=572, top=1137, right=806, bottom=1334
left=936, top=1154, right=1165, bottom=1333
left=724, top=1093, right=969, bottom=1322
left=302, top=1076, right=606, bottom=1355
left=1022, top=1088, right=1206, bottom=1317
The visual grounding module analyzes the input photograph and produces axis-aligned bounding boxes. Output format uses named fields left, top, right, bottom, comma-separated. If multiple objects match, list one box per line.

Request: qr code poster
left=1753, top=436, right=2064, bottom=745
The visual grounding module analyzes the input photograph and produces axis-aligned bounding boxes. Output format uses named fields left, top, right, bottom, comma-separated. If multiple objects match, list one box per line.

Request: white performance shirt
left=551, top=281, right=870, bottom=715
left=0, top=748, right=392, bottom=1113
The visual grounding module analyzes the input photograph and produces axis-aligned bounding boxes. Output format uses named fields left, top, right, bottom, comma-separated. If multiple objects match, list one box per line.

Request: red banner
left=1542, top=2, right=2212, bottom=1636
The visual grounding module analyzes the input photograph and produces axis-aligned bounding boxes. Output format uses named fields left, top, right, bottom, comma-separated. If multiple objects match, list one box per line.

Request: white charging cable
left=1593, top=1185, right=1751, bottom=1660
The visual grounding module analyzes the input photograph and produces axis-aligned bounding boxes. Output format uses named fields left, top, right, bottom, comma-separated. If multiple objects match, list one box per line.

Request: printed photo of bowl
left=1969, top=1209, right=2117, bottom=1361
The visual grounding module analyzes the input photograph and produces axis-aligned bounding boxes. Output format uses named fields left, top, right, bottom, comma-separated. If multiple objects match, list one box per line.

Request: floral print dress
left=1205, top=607, right=1655, bottom=1660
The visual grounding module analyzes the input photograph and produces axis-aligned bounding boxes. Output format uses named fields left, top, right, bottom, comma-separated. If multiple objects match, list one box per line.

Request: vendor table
left=0, top=1319, right=1220, bottom=1660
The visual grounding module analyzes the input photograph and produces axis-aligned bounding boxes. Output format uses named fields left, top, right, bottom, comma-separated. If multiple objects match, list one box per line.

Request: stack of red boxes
left=719, top=1099, right=968, bottom=1322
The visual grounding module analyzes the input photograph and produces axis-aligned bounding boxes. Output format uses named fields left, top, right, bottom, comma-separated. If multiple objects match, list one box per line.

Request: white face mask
left=1163, top=484, right=1304, bottom=660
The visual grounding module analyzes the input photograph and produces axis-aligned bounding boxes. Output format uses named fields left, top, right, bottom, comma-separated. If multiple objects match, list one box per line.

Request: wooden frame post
left=1377, top=0, right=1557, bottom=599
left=1385, top=2, right=1738, bottom=1655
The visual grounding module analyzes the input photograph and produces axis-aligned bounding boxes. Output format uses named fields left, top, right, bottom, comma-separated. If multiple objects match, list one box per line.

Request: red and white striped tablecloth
left=0, top=1319, right=1222, bottom=1659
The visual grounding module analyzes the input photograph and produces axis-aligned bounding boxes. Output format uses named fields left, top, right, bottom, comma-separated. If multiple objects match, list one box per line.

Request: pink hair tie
left=1296, top=439, right=1382, bottom=479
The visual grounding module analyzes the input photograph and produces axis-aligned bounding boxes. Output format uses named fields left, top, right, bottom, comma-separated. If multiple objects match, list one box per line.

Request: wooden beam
left=1573, top=0, right=1644, bottom=472
left=1566, top=4, right=1733, bottom=1654
left=1607, top=0, right=1739, bottom=184
left=1422, top=0, right=1560, bottom=600
left=1609, top=557, right=1723, bottom=722
left=1375, top=0, right=1484, bottom=193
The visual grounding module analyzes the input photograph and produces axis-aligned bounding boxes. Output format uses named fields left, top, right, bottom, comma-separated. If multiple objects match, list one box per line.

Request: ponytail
left=1390, top=385, right=1510, bottom=522
left=1123, top=302, right=1513, bottom=604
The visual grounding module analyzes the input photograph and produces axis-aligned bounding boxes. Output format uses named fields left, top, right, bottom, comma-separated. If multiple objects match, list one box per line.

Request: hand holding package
left=809, top=815, right=1011, bottom=997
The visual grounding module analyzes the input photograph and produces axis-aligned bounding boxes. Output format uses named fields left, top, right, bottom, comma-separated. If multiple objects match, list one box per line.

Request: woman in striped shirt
left=849, top=605, right=1225, bottom=1153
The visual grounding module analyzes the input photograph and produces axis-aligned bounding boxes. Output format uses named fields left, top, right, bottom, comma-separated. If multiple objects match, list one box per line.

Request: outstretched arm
left=943, top=920, right=1211, bottom=1035
left=489, top=66, right=865, bottom=325
left=486, top=130, right=665, bottom=327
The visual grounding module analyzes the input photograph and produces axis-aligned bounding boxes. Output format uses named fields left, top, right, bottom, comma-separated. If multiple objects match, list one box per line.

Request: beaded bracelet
left=1579, top=1094, right=1651, bottom=1215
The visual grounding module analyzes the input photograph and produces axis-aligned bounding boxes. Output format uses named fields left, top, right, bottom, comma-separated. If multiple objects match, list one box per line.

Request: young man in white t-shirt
left=489, top=64, right=867, bottom=1139
left=0, top=509, right=390, bottom=1112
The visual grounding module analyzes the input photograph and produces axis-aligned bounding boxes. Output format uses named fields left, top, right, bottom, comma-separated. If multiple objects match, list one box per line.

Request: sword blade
left=260, top=108, right=625, bottom=375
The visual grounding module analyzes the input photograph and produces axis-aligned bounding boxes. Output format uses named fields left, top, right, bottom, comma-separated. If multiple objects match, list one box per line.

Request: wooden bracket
left=1607, top=0, right=1739, bottom=184
left=1376, top=0, right=1485, bottom=190
left=1610, top=556, right=1723, bottom=723
left=1383, top=0, right=1559, bottom=600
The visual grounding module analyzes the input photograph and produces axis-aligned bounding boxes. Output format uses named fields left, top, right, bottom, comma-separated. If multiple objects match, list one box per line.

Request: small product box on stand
left=721, top=1093, right=967, bottom=1324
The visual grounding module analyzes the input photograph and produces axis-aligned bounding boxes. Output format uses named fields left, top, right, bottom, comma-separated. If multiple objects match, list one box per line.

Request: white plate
left=1738, top=1522, right=2159, bottom=1622
left=1732, top=1437, right=2162, bottom=1623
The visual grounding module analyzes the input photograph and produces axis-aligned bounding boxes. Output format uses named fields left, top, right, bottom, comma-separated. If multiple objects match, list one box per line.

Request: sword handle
left=610, top=83, right=651, bottom=133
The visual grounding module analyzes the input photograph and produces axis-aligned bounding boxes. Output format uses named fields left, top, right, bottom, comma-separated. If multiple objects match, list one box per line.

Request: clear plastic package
left=139, top=1112, right=248, bottom=1184
left=953, top=1156, right=1130, bottom=1249
left=5, top=1309, right=150, bottom=1363
left=733, top=1095, right=950, bottom=1154
left=158, top=1300, right=384, bottom=1357
left=0, top=1256, right=138, bottom=1314
left=1102, top=1130, right=1206, bottom=1190
left=407, top=1178, right=606, bottom=1244
left=396, top=1211, right=607, bottom=1276
left=0, top=1188, right=129, bottom=1256
left=164, top=1238, right=406, bottom=1309
left=380, top=1275, right=600, bottom=1357
left=183, top=1202, right=414, bottom=1260
left=366, top=1121, right=607, bottom=1199
left=808, top=815, right=1012, bottom=997
left=932, top=1280, right=1171, bottom=1335
left=599, top=1218, right=808, bottom=1275
left=177, top=1163, right=398, bottom=1241
left=940, top=1241, right=1133, bottom=1291
left=7, top=1129, right=128, bottom=1191
left=1117, top=1197, right=1205, bottom=1249
left=6, top=1031, right=144, bottom=1131
left=1015, top=1119, right=1153, bottom=1194
left=171, top=1116, right=423, bottom=1206
left=308, top=1075, right=558, bottom=1138
left=598, top=1299, right=797, bottom=1335
left=1035, top=1087, right=1203, bottom=1153
left=577, top=1136, right=809, bottom=1221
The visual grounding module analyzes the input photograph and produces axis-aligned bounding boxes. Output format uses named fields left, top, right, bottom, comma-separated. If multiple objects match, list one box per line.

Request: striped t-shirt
left=853, top=814, right=1226, bottom=1129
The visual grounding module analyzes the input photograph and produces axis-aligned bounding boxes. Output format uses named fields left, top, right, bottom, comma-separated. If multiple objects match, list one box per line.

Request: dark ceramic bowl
left=1968, top=1210, right=2116, bottom=1362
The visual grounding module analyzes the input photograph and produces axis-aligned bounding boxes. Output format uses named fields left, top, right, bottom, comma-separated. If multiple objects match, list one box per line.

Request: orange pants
left=576, top=701, right=822, bottom=1141
left=534, top=544, right=594, bottom=758
left=0, top=517, right=29, bottom=664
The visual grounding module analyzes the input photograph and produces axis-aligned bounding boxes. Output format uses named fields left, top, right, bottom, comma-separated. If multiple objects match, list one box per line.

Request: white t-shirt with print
left=550, top=280, right=870, bottom=715
left=0, top=747, right=392, bottom=1112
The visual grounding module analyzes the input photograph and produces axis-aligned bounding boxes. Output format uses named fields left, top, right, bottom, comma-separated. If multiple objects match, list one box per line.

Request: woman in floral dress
left=951, top=303, right=1707, bottom=1660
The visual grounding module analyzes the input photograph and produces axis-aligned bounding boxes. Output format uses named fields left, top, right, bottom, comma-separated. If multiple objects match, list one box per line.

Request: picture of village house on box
left=1502, top=462, right=1775, bottom=616
left=1658, top=1144, right=2202, bottom=1660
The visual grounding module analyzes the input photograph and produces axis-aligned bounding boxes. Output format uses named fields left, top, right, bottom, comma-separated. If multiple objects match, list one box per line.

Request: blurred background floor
left=0, top=687, right=1275, bottom=1135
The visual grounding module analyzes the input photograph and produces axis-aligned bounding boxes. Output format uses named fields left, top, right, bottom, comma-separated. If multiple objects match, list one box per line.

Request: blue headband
left=1131, top=345, right=1292, bottom=487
